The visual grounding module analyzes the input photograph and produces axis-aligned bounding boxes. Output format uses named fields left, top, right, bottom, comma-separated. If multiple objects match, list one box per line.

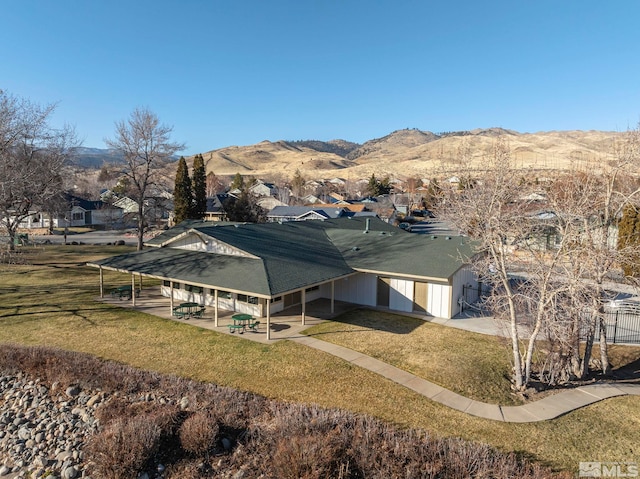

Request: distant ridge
left=76, top=128, right=628, bottom=179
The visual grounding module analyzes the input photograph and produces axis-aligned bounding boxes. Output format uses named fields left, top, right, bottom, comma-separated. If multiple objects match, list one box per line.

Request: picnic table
left=172, top=302, right=205, bottom=319
left=228, top=313, right=260, bottom=334
left=110, top=285, right=139, bottom=300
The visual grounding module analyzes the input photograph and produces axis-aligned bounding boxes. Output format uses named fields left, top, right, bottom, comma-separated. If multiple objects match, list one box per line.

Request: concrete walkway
left=102, top=292, right=640, bottom=422
left=290, top=335, right=640, bottom=423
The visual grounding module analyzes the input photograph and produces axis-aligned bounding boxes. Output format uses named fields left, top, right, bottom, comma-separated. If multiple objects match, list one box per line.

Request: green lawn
left=303, top=309, right=640, bottom=406
left=304, top=309, right=520, bottom=405
left=0, top=245, right=639, bottom=472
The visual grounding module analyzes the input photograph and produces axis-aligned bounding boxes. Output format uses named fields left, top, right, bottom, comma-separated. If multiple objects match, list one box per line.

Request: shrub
left=179, top=411, right=219, bottom=456
left=87, top=416, right=162, bottom=479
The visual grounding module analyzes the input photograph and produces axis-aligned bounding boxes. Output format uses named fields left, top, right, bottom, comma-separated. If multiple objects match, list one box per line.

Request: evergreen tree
left=224, top=191, right=266, bottom=223
left=367, top=174, right=378, bottom=196
left=367, top=173, right=392, bottom=196
left=173, top=156, right=193, bottom=224
left=192, top=154, right=207, bottom=219
left=230, top=172, right=244, bottom=191
left=618, top=203, right=640, bottom=277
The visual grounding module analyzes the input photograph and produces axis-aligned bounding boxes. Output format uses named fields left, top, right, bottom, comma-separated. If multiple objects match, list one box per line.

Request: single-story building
left=88, top=217, right=478, bottom=339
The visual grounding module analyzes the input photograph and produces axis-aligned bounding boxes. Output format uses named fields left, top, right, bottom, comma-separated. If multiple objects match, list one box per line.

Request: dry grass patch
left=304, top=309, right=519, bottom=404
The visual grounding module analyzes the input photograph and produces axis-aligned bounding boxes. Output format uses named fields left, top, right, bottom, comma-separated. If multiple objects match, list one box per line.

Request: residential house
left=249, top=180, right=278, bottom=197
left=204, top=194, right=236, bottom=222
left=59, top=194, right=123, bottom=228
left=266, top=206, right=350, bottom=222
left=257, top=196, right=287, bottom=211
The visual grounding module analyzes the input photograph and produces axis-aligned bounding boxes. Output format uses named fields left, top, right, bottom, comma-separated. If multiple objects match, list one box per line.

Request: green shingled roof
left=90, top=217, right=475, bottom=297
left=326, top=228, right=474, bottom=282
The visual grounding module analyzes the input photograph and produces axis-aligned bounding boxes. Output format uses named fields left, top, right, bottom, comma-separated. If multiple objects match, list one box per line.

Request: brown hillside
left=194, top=128, right=629, bottom=181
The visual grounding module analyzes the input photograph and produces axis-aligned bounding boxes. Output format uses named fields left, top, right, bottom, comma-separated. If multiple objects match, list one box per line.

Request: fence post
left=613, top=310, right=618, bottom=344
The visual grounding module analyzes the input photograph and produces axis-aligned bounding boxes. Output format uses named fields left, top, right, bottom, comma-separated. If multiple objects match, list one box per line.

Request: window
left=270, top=296, right=282, bottom=303
left=305, top=285, right=320, bottom=293
left=163, top=280, right=171, bottom=287
left=218, top=290, right=232, bottom=299
left=185, top=285, right=203, bottom=294
left=72, top=212, right=83, bottom=221
left=238, top=294, right=259, bottom=304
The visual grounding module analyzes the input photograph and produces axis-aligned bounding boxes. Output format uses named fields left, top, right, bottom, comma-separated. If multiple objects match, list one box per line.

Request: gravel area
left=0, top=373, right=104, bottom=479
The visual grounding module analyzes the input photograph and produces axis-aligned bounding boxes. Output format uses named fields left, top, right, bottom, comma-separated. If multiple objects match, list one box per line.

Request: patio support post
left=214, top=289, right=219, bottom=327
left=99, top=267, right=104, bottom=298
left=301, top=289, right=306, bottom=325
left=170, top=282, right=174, bottom=314
left=331, top=280, right=335, bottom=314
left=138, top=273, right=143, bottom=291
left=266, top=306, right=271, bottom=340
left=131, top=274, right=136, bottom=306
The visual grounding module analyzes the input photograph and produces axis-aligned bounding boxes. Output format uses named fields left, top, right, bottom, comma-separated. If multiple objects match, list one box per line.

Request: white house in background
left=62, top=195, right=124, bottom=227
left=249, top=180, right=279, bottom=197
left=257, top=196, right=287, bottom=211
left=17, top=194, right=124, bottom=229
left=113, top=197, right=138, bottom=214
left=266, top=206, right=349, bottom=222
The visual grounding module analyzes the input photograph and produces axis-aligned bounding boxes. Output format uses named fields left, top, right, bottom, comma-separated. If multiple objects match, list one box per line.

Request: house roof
left=89, top=217, right=474, bottom=297
left=267, top=206, right=348, bottom=220
left=313, top=203, right=366, bottom=213
left=326, top=228, right=473, bottom=281
left=206, top=194, right=235, bottom=214
left=65, top=193, right=105, bottom=211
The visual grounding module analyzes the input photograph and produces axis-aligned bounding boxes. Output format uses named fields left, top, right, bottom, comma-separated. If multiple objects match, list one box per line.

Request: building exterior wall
left=172, top=233, right=254, bottom=257
left=389, top=278, right=414, bottom=312
left=158, top=267, right=473, bottom=320
left=324, top=273, right=377, bottom=307
left=160, top=285, right=262, bottom=316
left=451, top=265, right=479, bottom=317
left=427, top=283, right=451, bottom=318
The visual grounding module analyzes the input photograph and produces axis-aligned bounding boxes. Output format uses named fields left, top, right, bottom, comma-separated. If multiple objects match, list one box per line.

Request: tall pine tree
left=192, top=154, right=207, bottom=220
left=230, top=172, right=244, bottom=191
left=173, top=156, right=193, bottom=224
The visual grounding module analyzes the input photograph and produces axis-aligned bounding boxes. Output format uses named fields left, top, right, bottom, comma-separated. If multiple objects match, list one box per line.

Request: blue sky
left=3, top=1, right=640, bottom=155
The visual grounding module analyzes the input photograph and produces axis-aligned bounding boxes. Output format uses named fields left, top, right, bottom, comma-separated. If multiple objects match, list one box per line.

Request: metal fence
left=460, top=284, right=640, bottom=345
left=601, top=309, right=640, bottom=345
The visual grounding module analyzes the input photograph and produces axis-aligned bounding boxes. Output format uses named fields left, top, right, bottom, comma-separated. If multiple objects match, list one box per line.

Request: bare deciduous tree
left=205, top=171, right=224, bottom=197
left=0, top=89, right=78, bottom=250
left=439, top=127, right=640, bottom=391
left=439, top=138, right=544, bottom=391
left=105, top=108, right=184, bottom=250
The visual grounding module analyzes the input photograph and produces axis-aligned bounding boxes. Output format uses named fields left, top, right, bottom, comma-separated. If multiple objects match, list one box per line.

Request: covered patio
left=99, top=288, right=355, bottom=343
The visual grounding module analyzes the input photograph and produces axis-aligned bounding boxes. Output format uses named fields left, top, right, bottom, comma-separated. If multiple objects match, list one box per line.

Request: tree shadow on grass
left=0, top=305, right=110, bottom=326
left=611, top=357, right=640, bottom=381
left=309, top=308, right=424, bottom=336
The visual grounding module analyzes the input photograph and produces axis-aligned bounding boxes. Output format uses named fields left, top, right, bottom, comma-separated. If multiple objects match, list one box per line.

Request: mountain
left=75, top=128, right=629, bottom=180
left=71, top=147, right=124, bottom=168
left=195, top=128, right=626, bottom=179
